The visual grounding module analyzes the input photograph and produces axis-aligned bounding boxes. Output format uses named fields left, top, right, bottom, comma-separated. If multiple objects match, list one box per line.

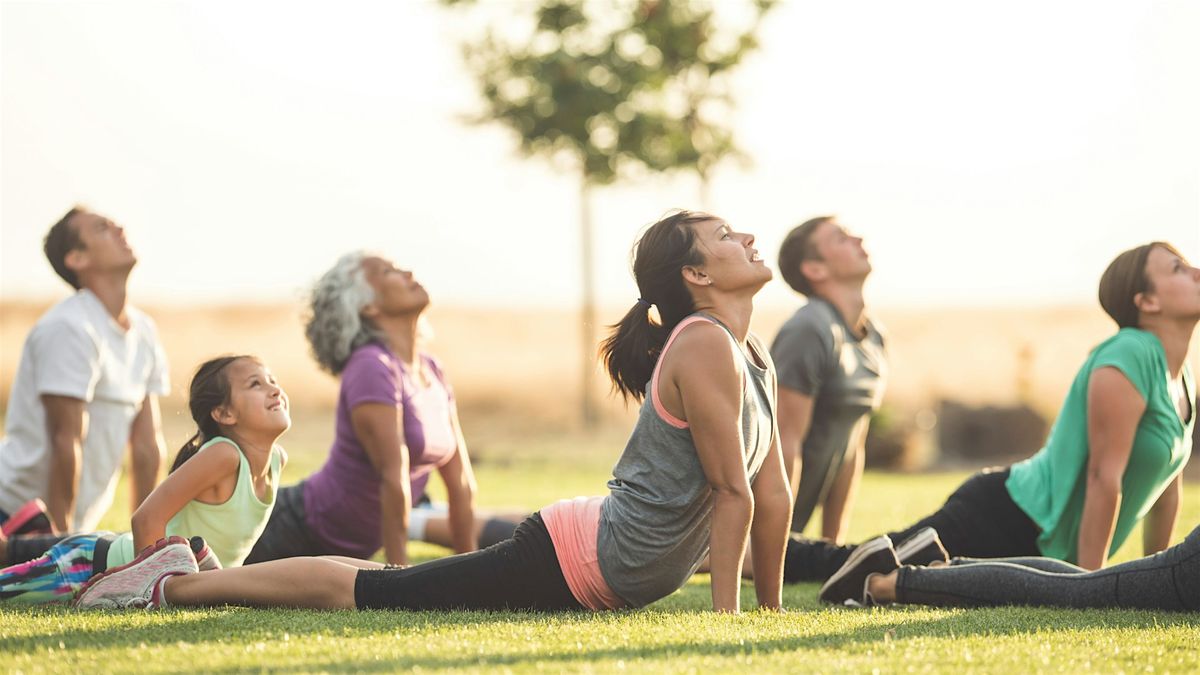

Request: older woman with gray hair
left=244, top=252, right=521, bottom=565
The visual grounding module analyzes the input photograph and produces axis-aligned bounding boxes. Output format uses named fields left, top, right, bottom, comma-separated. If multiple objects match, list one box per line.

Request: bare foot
left=865, top=570, right=898, bottom=604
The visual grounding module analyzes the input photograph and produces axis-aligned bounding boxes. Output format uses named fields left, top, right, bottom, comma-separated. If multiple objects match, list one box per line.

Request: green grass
left=3, top=434, right=1199, bottom=674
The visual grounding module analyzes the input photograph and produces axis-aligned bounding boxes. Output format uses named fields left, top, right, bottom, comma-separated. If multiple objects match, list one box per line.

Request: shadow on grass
left=4, top=602, right=1198, bottom=671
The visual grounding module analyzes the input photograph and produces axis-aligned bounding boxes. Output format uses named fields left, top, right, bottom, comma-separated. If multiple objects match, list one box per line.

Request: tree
left=442, top=0, right=775, bottom=426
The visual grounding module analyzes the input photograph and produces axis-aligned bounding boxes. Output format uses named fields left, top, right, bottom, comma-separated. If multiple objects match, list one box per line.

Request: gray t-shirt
left=770, top=298, right=887, bottom=532
left=597, top=315, right=776, bottom=608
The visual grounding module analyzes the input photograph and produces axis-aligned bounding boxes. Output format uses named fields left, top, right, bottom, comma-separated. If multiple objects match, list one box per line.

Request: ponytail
left=601, top=301, right=669, bottom=402
left=600, top=210, right=712, bottom=401
left=170, top=355, right=253, bottom=473
left=171, top=431, right=207, bottom=474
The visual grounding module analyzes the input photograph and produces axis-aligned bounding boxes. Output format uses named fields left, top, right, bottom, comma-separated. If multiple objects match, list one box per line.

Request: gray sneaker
left=74, top=536, right=197, bottom=609
left=819, top=535, right=899, bottom=607
left=894, top=527, right=950, bottom=567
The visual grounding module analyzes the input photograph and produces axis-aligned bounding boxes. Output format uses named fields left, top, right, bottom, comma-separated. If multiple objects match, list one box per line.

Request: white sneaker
left=74, top=536, right=197, bottom=609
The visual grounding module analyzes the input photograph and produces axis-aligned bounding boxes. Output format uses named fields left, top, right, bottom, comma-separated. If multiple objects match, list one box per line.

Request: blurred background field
left=0, top=299, right=1133, bottom=440
left=4, top=298, right=1198, bottom=500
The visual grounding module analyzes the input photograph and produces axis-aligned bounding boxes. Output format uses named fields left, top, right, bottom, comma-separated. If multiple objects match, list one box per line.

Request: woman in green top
left=785, top=241, right=1197, bottom=587
left=0, top=355, right=291, bottom=603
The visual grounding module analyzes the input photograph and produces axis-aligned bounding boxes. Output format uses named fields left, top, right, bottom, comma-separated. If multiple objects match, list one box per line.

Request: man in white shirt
left=0, top=207, right=169, bottom=565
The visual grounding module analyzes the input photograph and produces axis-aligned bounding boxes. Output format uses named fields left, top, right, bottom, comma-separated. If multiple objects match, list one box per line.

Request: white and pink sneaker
left=74, top=536, right=198, bottom=609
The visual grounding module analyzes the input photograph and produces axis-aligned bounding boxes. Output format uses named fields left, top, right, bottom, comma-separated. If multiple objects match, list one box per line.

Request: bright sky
left=2, top=0, right=1197, bottom=309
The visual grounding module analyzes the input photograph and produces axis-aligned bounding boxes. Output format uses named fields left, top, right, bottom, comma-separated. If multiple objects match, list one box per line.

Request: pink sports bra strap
left=650, top=315, right=717, bottom=429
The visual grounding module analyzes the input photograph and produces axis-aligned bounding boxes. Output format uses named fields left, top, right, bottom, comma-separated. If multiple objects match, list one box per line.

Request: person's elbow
left=711, top=483, right=754, bottom=517
left=756, top=483, right=792, bottom=521
left=48, top=428, right=81, bottom=462
left=1085, top=461, right=1124, bottom=498
left=130, top=437, right=165, bottom=467
left=453, top=472, right=478, bottom=501
left=379, top=468, right=409, bottom=494
left=129, top=506, right=163, bottom=539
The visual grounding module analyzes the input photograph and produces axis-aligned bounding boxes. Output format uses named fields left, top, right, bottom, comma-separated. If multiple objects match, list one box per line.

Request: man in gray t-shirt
left=772, top=216, right=887, bottom=542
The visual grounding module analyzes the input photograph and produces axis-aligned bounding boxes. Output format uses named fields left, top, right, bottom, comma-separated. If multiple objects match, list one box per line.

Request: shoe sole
left=1, top=499, right=52, bottom=537
left=895, top=527, right=939, bottom=564
left=74, top=536, right=194, bottom=609
left=819, top=536, right=894, bottom=604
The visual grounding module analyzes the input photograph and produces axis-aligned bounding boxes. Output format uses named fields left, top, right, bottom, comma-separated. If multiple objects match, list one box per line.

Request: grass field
left=3, top=433, right=1199, bottom=674
left=3, top=301, right=1199, bottom=672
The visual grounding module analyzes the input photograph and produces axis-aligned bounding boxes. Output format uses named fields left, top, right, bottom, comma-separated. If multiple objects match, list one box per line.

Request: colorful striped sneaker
left=73, top=536, right=197, bottom=609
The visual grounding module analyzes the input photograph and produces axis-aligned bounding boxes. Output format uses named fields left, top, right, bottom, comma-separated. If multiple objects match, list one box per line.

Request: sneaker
left=1, top=499, right=53, bottom=537
left=819, top=535, right=899, bottom=607
left=74, top=536, right=197, bottom=609
left=189, top=536, right=222, bottom=571
left=894, top=527, right=950, bottom=567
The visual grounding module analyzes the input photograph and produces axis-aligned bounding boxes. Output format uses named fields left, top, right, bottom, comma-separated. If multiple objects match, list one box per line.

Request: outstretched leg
left=166, top=514, right=581, bottom=612
left=1, top=534, right=107, bottom=605
left=869, top=525, right=1200, bottom=611
left=166, top=557, right=360, bottom=609
left=416, top=507, right=527, bottom=550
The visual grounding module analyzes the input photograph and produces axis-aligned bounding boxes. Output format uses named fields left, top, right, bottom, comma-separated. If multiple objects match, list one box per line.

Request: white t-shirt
left=0, top=290, right=169, bottom=531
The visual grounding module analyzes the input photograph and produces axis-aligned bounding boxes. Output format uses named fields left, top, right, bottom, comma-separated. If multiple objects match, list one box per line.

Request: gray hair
left=304, top=251, right=384, bottom=375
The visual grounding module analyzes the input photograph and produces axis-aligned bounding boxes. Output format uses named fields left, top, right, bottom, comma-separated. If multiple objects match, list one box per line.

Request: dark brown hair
left=1098, top=241, right=1187, bottom=328
left=777, top=215, right=835, bottom=296
left=43, top=207, right=86, bottom=289
left=599, top=210, right=714, bottom=402
left=171, top=355, right=256, bottom=473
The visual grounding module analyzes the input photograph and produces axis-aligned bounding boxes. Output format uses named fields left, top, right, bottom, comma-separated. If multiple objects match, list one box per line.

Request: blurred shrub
left=936, top=399, right=1048, bottom=464
left=864, top=406, right=923, bottom=471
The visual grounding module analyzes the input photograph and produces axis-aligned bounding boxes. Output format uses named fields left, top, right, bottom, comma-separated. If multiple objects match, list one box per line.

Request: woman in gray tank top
left=72, top=210, right=794, bottom=616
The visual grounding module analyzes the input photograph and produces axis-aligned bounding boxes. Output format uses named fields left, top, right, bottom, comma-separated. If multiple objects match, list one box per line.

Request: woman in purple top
left=244, top=252, right=521, bottom=565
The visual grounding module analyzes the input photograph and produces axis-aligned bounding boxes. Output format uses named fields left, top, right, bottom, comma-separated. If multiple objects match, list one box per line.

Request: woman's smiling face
left=689, top=218, right=773, bottom=292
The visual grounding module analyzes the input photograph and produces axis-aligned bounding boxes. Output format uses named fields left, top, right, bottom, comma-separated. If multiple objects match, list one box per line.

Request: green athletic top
left=108, top=437, right=282, bottom=568
left=1006, top=328, right=1194, bottom=563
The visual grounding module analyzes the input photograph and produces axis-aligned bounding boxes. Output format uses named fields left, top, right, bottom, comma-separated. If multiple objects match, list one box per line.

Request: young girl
left=75, top=210, right=793, bottom=614
left=0, top=355, right=289, bottom=604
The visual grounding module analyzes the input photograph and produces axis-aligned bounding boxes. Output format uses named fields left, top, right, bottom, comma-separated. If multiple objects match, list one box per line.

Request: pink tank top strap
left=650, top=315, right=717, bottom=429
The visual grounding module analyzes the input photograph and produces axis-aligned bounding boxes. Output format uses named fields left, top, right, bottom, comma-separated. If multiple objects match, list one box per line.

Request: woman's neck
left=695, top=297, right=754, bottom=342
left=1142, top=318, right=1198, bottom=378
left=375, top=313, right=421, bottom=368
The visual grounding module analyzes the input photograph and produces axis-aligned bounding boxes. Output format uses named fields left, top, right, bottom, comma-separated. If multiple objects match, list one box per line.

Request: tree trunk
left=579, top=177, right=598, bottom=428
left=698, top=170, right=711, bottom=210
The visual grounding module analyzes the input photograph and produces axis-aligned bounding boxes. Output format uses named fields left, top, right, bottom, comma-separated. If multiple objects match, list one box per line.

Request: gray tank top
left=597, top=314, right=776, bottom=608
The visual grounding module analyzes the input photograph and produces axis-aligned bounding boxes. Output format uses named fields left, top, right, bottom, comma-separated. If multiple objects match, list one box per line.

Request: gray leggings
left=895, top=524, right=1200, bottom=612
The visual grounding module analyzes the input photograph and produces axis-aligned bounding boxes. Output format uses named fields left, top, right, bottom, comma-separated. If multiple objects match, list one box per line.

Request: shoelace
left=120, top=595, right=152, bottom=610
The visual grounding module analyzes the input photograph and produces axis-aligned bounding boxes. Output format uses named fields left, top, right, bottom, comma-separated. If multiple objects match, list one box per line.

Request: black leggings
left=243, top=483, right=329, bottom=564
left=896, top=524, right=1200, bottom=611
left=784, top=467, right=1040, bottom=582
left=2, top=533, right=70, bottom=568
left=354, top=513, right=584, bottom=612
